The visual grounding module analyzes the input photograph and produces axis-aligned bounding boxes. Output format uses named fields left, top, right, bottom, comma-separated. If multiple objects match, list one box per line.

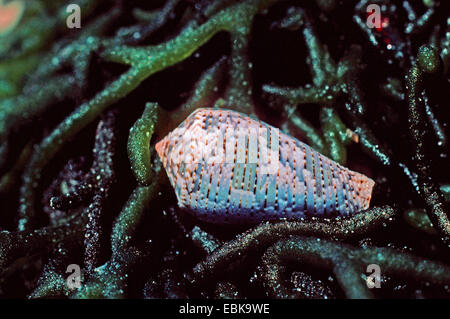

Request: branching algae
left=0, top=0, right=449, bottom=298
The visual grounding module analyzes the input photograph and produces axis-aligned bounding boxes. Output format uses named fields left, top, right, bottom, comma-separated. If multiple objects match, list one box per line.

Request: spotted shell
left=155, top=108, right=375, bottom=224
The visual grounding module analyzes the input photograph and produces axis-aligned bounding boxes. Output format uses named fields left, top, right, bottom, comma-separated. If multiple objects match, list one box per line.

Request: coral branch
left=406, top=45, right=450, bottom=243
left=128, top=103, right=159, bottom=186
left=258, top=236, right=450, bottom=299
left=191, top=206, right=395, bottom=283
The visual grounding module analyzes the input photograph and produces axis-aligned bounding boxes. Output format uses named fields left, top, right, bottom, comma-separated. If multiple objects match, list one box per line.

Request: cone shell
left=156, top=108, right=375, bottom=224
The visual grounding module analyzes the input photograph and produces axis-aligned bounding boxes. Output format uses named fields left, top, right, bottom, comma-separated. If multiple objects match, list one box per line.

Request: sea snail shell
left=155, top=108, right=375, bottom=224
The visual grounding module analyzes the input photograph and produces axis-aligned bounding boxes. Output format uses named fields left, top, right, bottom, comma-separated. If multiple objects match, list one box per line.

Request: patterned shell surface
left=155, top=108, right=375, bottom=224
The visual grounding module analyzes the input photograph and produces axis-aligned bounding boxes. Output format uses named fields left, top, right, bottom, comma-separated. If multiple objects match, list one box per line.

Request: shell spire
left=156, top=108, right=375, bottom=224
